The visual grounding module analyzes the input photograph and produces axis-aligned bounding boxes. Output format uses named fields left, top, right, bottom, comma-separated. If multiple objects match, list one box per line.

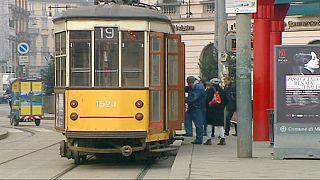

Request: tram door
left=149, top=33, right=184, bottom=134
left=167, top=34, right=184, bottom=130
left=149, top=32, right=165, bottom=134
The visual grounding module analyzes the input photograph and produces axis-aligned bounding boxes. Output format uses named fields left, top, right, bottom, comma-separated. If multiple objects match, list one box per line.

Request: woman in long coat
left=204, top=78, right=227, bottom=145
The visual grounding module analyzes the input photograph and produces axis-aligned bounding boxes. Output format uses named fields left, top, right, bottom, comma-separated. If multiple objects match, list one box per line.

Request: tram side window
left=69, top=31, right=92, bottom=87
left=94, top=27, right=119, bottom=87
left=55, top=32, right=66, bottom=87
left=121, top=31, right=144, bottom=87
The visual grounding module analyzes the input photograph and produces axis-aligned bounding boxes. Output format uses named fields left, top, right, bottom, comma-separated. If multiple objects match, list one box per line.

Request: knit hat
left=209, top=78, right=221, bottom=85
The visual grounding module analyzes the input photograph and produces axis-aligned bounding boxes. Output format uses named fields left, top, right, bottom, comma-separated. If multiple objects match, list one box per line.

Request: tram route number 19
left=95, top=27, right=118, bottom=40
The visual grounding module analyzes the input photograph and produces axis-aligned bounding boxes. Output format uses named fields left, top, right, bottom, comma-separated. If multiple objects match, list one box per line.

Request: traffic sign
left=17, top=42, right=30, bottom=55
left=19, top=56, right=29, bottom=65
left=226, top=0, right=257, bottom=14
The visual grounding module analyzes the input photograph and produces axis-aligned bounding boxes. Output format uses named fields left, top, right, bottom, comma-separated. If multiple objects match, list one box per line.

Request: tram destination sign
left=274, top=45, right=320, bottom=159
left=95, top=27, right=119, bottom=40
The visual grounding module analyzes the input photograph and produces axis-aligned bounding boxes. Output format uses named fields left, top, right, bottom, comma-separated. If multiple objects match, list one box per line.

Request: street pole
left=236, top=13, right=252, bottom=158
left=215, top=0, right=227, bottom=79
left=214, top=0, right=218, bottom=48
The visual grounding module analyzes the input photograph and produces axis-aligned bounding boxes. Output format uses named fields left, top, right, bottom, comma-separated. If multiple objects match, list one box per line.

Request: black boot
left=217, top=138, right=226, bottom=145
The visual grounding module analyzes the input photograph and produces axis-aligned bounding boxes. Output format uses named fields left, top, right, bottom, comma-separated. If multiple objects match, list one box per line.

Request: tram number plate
left=95, top=27, right=118, bottom=40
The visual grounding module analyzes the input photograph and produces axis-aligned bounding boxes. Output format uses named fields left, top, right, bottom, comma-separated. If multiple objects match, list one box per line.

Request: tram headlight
left=135, top=113, right=144, bottom=121
left=135, top=100, right=144, bottom=108
left=70, top=100, right=78, bottom=108
left=70, top=112, right=78, bottom=121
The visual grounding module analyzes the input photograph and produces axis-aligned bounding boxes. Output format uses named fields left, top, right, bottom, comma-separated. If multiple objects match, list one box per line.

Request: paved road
left=0, top=104, right=177, bottom=179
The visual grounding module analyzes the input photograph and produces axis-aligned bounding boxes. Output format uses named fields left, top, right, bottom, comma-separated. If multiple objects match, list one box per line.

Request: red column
left=270, top=4, right=290, bottom=108
left=252, top=2, right=273, bottom=141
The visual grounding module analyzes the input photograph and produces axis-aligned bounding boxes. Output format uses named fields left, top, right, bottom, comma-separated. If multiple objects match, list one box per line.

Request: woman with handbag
left=203, top=78, right=227, bottom=145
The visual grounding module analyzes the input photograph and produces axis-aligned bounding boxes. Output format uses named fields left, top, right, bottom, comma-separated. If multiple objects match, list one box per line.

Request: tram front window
left=69, top=31, right=92, bottom=87
left=121, top=31, right=144, bottom=87
left=95, top=27, right=119, bottom=87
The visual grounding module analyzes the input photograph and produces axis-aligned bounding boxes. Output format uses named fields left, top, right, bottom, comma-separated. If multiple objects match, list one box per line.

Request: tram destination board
left=95, top=27, right=119, bottom=40
left=274, top=45, right=320, bottom=159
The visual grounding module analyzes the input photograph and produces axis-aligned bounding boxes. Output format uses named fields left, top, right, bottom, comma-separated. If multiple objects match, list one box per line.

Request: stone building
left=0, top=0, right=30, bottom=76
left=27, top=0, right=92, bottom=76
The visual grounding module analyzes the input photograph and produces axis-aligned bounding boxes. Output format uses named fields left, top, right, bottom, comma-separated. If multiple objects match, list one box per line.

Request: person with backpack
left=203, top=78, right=227, bottom=145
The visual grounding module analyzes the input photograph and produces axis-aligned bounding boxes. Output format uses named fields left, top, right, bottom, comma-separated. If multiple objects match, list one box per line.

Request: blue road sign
left=17, top=42, right=30, bottom=55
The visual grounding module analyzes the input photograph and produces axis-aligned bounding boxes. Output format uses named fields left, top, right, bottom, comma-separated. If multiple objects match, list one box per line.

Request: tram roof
left=53, top=4, right=171, bottom=23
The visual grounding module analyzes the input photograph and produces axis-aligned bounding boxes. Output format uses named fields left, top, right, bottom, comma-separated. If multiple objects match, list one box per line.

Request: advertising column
left=274, top=45, right=320, bottom=159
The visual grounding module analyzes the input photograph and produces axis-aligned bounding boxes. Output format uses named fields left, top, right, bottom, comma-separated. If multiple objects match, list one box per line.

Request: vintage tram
left=53, top=2, right=185, bottom=164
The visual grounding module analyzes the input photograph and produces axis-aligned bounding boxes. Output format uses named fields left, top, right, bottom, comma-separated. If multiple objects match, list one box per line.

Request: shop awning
left=276, top=0, right=320, bottom=16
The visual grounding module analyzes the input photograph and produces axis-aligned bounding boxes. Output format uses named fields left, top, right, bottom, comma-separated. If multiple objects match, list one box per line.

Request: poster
left=274, top=45, right=320, bottom=159
left=276, top=45, right=320, bottom=124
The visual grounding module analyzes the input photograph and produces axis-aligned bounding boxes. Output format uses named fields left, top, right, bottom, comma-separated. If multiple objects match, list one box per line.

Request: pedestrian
left=184, top=76, right=206, bottom=144
left=224, top=76, right=237, bottom=136
left=203, top=78, right=227, bottom=145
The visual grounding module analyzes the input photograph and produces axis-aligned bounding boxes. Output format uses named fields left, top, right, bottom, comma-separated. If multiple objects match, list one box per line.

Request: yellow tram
left=53, top=2, right=185, bottom=164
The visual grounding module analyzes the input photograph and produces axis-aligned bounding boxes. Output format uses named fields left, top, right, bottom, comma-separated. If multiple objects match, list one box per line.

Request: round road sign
left=17, top=42, right=30, bottom=55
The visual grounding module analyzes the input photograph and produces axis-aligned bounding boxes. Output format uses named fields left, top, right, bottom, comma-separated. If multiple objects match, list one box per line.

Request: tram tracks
left=49, top=164, right=78, bottom=180
left=0, top=142, right=60, bottom=166
left=0, top=125, right=36, bottom=143
left=135, top=161, right=153, bottom=180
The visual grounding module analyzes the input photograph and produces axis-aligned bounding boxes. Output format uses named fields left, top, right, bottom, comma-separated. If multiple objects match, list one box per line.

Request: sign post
left=226, top=0, right=256, bottom=158
left=274, top=45, right=320, bottom=159
left=17, top=42, right=30, bottom=77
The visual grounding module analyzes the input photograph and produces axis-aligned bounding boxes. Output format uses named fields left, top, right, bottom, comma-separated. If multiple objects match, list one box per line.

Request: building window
left=42, top=3, right=47, bottom=16
left=42, top=19, right=48, bottom=29
left=163, top=0, right=177, bottom=3
left=29, top=55, right=36, bottom=66
left=29, top=2, right=34, bottom=15
left=161, top=5, right=177, bottom=14
left=204, top=3, right=215, bottom=13
left=9, top=8, right=14, bottom=28
left=54, top=4, right=59, bottom=16
left=42, top=36, right=48, bottom=48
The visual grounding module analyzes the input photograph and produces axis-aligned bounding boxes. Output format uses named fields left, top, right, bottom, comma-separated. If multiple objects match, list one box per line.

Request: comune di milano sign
left=274, top=45, right=320, bottom=160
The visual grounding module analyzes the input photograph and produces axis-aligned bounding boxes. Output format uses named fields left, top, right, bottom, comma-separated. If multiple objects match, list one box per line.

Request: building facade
left=0, top=0, right=30, bottom=76
left=27, top=0, right=93, bottom=76
left=143, top=0, right=320, bottom=78
left=25, top=0, right=320, bottom=77
left=0, top=0, right=11, bottom=73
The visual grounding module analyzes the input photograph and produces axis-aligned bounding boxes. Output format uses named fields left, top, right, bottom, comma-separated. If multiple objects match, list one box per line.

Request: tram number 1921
left=95, top=27, right=118, bottom=40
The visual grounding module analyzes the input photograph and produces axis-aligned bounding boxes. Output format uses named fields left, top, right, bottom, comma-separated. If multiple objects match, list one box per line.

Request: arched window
left=308, top=40, right=320, bottom=44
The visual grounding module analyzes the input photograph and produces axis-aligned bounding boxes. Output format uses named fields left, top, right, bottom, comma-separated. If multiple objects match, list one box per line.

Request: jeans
left=185, top=109, right=204, bottom=143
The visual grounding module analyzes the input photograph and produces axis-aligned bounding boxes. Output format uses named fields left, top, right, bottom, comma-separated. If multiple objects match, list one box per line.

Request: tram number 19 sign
left=95, top=27, right=118, bottom=40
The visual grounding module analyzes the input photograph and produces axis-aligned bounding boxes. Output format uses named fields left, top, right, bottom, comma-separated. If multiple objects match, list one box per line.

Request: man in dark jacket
left=224, top=76, right=237, bottom=136
left=184, top=76, right=206, bottom=144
